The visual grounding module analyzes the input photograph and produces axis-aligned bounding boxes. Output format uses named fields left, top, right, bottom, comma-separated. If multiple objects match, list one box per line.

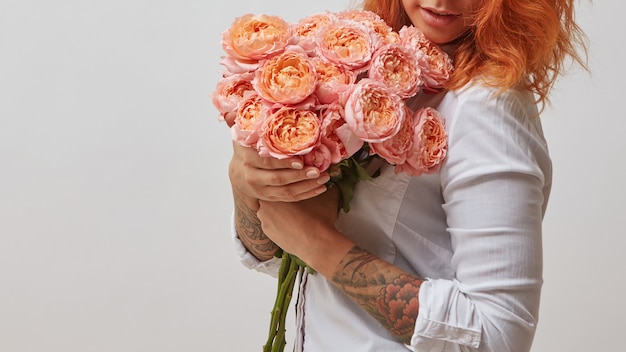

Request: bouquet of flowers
left=212, top=9, right=452, bottom=352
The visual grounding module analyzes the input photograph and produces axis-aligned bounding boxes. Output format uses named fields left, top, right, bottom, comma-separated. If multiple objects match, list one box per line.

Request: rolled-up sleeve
left=411, top=86, right=552, bottom=352
left=230, top=212, right=282, bottom=277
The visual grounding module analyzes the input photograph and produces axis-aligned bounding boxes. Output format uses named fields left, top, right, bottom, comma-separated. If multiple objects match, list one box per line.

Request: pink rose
left=315, top=19, right=380, bottom=73
left=218, top=55, right=259, bottom=75
left=319, top=104, right=363, bottom=163
left=342, top=78, right=406, bottom=143
left=312, top=57, right=357, bottom=104
left=368, top=43, right=422, bottom=99
left=303, top=144, right=332, bottom=172
left=221, top=13, right=294, bottom=61
left=258, top=106, right=321, bottom=159
left=212, top=72, right=255, bottom=123
left=398, top=25, right=428, bottom=52
left=395, top=107, right=448, bottom=176
left=338, top=10, right=399, bottom=45
left=399, top=26, right=453, bottom=91
left=369, top=106, right=414, bottom=165
left=231, top=94, right=268, bottom=147
left=294, top=11, right=336, bottom=55
left=417, top=42, right=454, bottom=91
left=337, top=9, right=382, bottom=22
left=253, top=46, right=317, bottom=105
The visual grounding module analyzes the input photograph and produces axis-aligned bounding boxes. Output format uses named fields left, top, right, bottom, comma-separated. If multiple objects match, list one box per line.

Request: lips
left=423, top=7, right=460, bottom=17
left=420, top=7, right=461, bottom=27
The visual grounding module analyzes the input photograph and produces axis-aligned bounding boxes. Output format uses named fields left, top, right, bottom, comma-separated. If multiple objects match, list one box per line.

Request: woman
left=228, top=0, right=587, bottom=350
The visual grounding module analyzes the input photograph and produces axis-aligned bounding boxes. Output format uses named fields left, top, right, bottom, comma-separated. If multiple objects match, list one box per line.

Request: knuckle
left=244, top=173, right=260, bottom=188
left=277, top=187, right=296, bottom=199
left=269, top=173, right=286, bottom=186
left=260, top=156, right=275, bottom=169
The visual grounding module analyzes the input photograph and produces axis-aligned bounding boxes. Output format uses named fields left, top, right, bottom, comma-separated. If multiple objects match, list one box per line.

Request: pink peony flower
left=294, top=11, right=336, bottom=55
left=369, top=105, right=414, bottom=165
left=416, top=42, right=454, bottom=91
left=338, top=10, right=399, bottom=45
left=368, top=43, right=422, bottom=99
left=231, top=94, right=268, bottom=147
left=395, top=107, right=448, bottom=176
left=218, top=55, right=259, bottom=75
left=221, top=13, right=294, bottom=61
left=312, top=57, right=357, bottom=104
left=337, top=9, right=383, bottom=22
left=399, top=26, right=453, bottom=91
left=319, top=103, right=363, bottom=163
left=342, top=78, right=406, bottom=143
left=398, top=25, right=428, bottom=52
left=253, top=46, right=317, bottom=105
left=212, top=72, right=255, bottom=122
left=258, top=106, right=321, bottom=159
left=303, top=143, right=332, bottom=172
left=315, top=19, right=380, bottom=73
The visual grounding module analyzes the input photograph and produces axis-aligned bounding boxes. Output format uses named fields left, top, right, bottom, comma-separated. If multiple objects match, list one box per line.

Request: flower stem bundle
left=263, top=250, right=301, bottom=352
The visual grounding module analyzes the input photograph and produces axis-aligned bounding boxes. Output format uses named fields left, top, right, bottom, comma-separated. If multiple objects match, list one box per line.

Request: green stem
left=264, top=253, right=289, bottom=352
left=272, top=257, right=300, bottom=352
left=263, top=251, right=302, bottom=352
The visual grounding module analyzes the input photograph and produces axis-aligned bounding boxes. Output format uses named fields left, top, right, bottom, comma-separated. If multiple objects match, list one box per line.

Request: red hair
left=361, top=0, right=588, bottom=107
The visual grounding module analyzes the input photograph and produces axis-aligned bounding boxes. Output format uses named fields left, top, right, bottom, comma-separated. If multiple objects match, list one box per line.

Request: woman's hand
left=229, top=142, right=330, bottom=211
left=257, top=187, right=355, bottom=277
left=229, top=141, right=331, bottom=261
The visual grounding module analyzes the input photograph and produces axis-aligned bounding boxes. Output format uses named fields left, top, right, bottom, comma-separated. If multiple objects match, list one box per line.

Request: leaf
left=353, top=157, right=374, bottom=181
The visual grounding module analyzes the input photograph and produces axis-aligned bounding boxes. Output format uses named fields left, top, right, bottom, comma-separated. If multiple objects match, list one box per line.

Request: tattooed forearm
left=331, top=246, right=423, bottom=344
left=233, top=192, right=278, bottom=261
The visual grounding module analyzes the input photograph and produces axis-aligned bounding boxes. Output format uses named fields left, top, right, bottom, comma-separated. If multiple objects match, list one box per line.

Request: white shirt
left=232, top=83, right=552, bottom=352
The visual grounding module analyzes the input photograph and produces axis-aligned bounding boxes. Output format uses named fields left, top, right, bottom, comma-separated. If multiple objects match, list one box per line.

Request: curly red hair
left=360, top=0, right=588, bottom=107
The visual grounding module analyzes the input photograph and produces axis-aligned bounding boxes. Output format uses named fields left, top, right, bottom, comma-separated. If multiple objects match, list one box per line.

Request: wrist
left=302, top=228, right=355, bottom=278
left=232, top=187, right=260, bottom=212
left=232, top=190, right=278, bottom=261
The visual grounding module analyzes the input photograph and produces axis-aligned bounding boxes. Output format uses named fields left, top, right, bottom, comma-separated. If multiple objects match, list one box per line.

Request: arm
left=232, top=190, right=277, bottom=261
left=257, top=192, right=423, bottom=344
left=228, top=142, right=331, bottom=261
left=410, top=88, right=550, bottom=351
left=332, top=246, right=423, bottom=344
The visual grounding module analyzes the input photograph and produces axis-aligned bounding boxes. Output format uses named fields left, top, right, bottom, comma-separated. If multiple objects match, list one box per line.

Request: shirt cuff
left=411, top=278, right=482, bottom=350
left=230, top=211, right=281, bottom=277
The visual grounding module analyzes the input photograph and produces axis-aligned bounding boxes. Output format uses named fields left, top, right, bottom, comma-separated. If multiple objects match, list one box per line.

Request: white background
left=1, top=1, right=623, bottom=351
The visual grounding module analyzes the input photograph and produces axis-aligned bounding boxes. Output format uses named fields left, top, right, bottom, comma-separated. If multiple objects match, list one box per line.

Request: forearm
left=232, top=190, right=279, bottom=261
left=330, top=245, right=423, bottom=344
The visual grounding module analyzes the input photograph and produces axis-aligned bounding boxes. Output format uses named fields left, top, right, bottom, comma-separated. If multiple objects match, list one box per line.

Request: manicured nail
left=316, top=174, right=330, bottom=185
left=291, top=161, right=303, bottom=169
left=314, top=186, right=326, bottom=195
left=306, top=169, right=319, bottom=178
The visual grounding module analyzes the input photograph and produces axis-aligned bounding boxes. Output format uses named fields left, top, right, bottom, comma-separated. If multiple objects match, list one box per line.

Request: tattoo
left=332, top=246, right=422, bottom=343
left=233, top=193, right=278, bottom=261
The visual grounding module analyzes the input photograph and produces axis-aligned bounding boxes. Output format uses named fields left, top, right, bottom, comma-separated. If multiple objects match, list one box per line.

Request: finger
left=232, top=142, right=305, bottom=171
left=261, top=175, right=330, bottom=202
left=234, top=165, right=329, bottom=202
left=254, top=153, right=305, bottom=171
left=253, top=167, right=328, bottom=188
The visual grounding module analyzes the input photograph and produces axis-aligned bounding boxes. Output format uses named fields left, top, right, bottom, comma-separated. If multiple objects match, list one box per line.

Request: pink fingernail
left=291, top=162, right=303, bottom=169
left=306, top=169, right=319, bottom=178
left=316, top=175, right=330, bottom=184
